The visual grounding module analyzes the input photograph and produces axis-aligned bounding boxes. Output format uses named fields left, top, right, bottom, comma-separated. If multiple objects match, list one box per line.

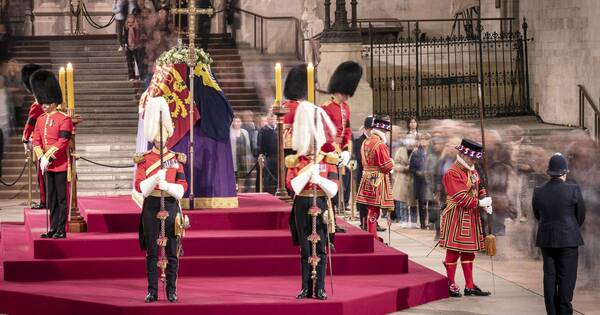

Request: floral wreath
left=155, top=47, right=213, bottom=67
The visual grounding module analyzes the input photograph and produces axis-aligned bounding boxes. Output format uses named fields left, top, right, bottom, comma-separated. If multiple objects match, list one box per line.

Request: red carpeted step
left=31, top=229, right=375, bottom=259
left=78, top=194, right=291, bottom=232
left=3, top=248, right=407, bottom=281
left=0, top=268, right=448, bottom=315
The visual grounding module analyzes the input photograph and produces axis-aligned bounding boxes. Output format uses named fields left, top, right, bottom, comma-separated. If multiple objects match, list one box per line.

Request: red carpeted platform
left=0, top=193, right=447, bottom=315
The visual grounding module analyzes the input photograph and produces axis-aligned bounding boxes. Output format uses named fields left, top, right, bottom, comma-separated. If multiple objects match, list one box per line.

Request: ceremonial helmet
left=143, top=96, right=174, bottom=144
left=327, top=61, right=363, bottom=97
left=370, top=115, right=392, bottom=132
left=455, top=138, right=484, bottom=159
left=284, top=63, right=307, bottom=101
left=29, top=69, right=63, bottom=105
left=21, top=63, right=42, bottom=93
left=292, top=101, right=336, bottom=156
left=546, top=153, right=569, bottom=177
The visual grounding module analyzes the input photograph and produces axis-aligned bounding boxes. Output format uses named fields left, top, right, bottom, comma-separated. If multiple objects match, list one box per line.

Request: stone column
left=301, top=0, right=324, bottom=63
left=316, top=42, right=372, bottom=130
left=33, top=0, right=67, bottom=35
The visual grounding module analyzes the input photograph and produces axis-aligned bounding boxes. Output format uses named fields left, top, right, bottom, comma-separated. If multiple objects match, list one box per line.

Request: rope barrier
left=81, top=2, right=116, bottom=29
left=79, top=156, right=134, bottom=168
left=0, top=161, right=27, bottom=187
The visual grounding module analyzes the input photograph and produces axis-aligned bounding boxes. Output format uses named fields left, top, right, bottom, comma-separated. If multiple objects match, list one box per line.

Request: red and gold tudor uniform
left=134, top=148, right=188, bottom=298
left=285, top=151, right=339, bottom=299
left=23, top=102, right=46, bottom=206
left=32, top=110, right=73, bottom=235
left=356, top=119, right=394, bottom=240
left=439, top=139, right=491, bottom=297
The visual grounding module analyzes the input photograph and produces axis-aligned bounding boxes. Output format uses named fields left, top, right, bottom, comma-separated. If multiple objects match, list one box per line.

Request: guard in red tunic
left=21, top=64, right=46, bottom=209
left=356, top=117, right=394, bottom=240
left=321, top=61, right=363, bottom=164
left=286, top=101, right=338, bottom=300
left=282, top=63, right=307, bottom=156
left=134, top=96, right=188, bottom=303
left=30, top=70, right=73, bottom=239
left=439, top=139, right=493, bottom=297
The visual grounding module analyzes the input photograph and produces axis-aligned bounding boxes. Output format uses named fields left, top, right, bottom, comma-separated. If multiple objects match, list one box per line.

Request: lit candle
left=58, top=67, right=66, bottom=107
left=307, top=63, right=314, bottom=103
left=66, top=63, right=75, bottom=109
left=275, top=63, right=282, bottom=103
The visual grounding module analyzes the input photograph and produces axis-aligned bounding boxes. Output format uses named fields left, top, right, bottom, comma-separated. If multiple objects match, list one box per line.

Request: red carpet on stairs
left=0, top=193, right=448, bottom=315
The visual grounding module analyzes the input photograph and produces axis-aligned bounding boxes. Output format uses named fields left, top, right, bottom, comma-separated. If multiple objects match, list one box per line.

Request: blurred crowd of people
left=112, top=0, right=214, bottom=83
left=0, top=59, right=24, bottom=176
left=374, top=117, right=599, bottom=289
left=229, top=110, right=278, bottom=194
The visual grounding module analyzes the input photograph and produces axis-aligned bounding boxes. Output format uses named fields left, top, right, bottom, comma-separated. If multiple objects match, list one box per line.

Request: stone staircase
left=0, top=34, right=290, bottom=200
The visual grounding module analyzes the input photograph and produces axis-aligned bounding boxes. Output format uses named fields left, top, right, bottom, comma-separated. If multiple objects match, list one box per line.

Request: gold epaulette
left=176, top=152, right=187, bottom=164
left=133, top=153, right=146, bottom=164
left=285, top=154, right=300, bottom=168
left=322, top=151, right=340, bottom=165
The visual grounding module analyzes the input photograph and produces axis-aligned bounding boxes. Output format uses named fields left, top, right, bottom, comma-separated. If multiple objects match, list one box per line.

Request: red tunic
left=282, top=99, right=299, bottom=150
left=356, top=134, right=394, bottom=209
left=321, top=98, right=352, bottom=152
left=32, top=111, right=73, bottom=173
left=134, top=148, right=188, bottom=195
left=439, top=162, right=487, bottom=252
left=22, top=102, right=44, bottom=142
left=285, top=154, right=339, bottom=194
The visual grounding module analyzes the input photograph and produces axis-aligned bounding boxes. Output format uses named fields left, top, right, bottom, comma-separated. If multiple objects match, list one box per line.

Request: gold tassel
left=485, top=234, right=496, bottom=257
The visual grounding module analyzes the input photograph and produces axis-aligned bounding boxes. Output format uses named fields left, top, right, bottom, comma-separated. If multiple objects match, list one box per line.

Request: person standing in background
left=241, top=110, right=258, bottom=155
left=409, top=133, right=430, bottom=229
left=353, top=116, right=373, bottom=230
left=257, top=114, right=278, bottom=194
left=113, top=0, right=128, bottom=51
left=533, top=153, right=586, bottom=315
left=392, top=134, right=411, bottom=227
left=230, top=117, right=252, bottom=192
left=123, top=14, right=146, bottom=81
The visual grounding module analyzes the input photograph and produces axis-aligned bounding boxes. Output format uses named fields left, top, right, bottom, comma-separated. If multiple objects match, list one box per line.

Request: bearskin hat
left=21, top=64, right=42, bottom=93
left=284, top=63, right=307, bottom=101
left=29, top=69, right=63, bottom=105
left=327, top=61, right=363, bottom=97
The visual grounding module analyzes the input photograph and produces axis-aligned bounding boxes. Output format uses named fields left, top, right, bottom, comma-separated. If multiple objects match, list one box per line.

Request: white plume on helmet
left=143, top=96, right=174, bottom=143
left=292, top=101, right=336, bottom=156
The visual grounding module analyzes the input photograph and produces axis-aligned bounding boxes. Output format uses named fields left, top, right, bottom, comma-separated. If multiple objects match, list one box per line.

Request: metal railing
left=229, top=6, right=304, bottom=60
left=578, top=85, right=600, bottom=142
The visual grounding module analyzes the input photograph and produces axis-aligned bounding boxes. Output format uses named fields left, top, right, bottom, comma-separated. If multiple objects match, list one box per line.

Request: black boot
left=464, top=286, right=491, bottom=296
left=31, top=202, right=46, bottom=209
left=52, top=231, right=66, bottom=239
left=296, top=288, right=311, bottom=299
left=40, top=230, right=56, bottom=238
left=316, top=289, right=327, bottom=300
left=448, top=284, right=462, bottom=298
left=144, top=292, right=158, bottom=303
left=167, top=291, right=178, bottom=302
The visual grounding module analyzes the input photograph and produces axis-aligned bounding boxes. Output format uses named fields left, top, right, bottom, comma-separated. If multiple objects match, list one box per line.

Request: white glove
left=310, top=164, right=321, bottom=184
left=164, top=183, right=184, bottom=199
left=318, top=177, right=338, bottom=198
left=340, top=151, right=351, bottom=166
left=158, top=179, right=169, bottom=191
left=479, top=196, right=492, bottom=208
left=157, top=169, right=167, bottom=181
left=40, top=156, right=49, bottom=175
left=484, top=205, right=493, bottom=215
left=139, top=173, right=158, bottom=197
left=290, top=170, right=311, bottom=195
left=23, top=142, right=29, bottom=152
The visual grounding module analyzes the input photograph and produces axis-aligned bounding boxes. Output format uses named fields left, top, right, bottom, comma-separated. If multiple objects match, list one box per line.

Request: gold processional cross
left=170, top=0, right=214, bottom=207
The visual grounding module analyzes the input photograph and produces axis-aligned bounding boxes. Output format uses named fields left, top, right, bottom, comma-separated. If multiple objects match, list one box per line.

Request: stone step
left=71, top=108, right=139, bottom=115
left=77, top=127, right=138, bottom=135
left=73, top=74, right=129, bottom=81
left=76, top=120, right=138, bottom=128
left=48, top=56, right=127, bottom=63
left=74, top=81, right=142, bottom=89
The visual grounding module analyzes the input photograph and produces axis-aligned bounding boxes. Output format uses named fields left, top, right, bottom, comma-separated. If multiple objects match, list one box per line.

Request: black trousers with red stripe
left=46, top=171, right=67, bottom=233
